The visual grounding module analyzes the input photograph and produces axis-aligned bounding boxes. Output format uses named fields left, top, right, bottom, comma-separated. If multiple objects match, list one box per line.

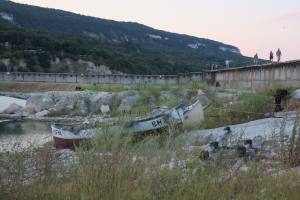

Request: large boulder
left=115, top=91, right=140, bottom=112
left=100, top=105, right=110, bottom=114
left=119, top=94, right=140, bottom=112
left=73, top=97, right=90, bottom=115
left=22, top=103, right=41, bottom=115
left=90, top=92, right=110, bottom=104
left=116, top=91, right=138, bottom=102
left=101, top=93, right=118, bottom=106
left=35, top=110, right=50, bottom=117
left=54, top=95, right=76, bottom=112
left=292, top=89, right=300, bottom=99
left=0, top=96, right=26, bottom=113
left=2, top=103, right=22, bottom=114
left=53, top=91, right=90, bottom=113
left=90, top=92, right=116, bottom=113
left=26, top=93, right=55, bottom=110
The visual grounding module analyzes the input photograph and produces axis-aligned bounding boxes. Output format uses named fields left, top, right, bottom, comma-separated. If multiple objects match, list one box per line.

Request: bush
left=202, top=92, right=274, bottom=128
left=230, top=92, right=274, bottom=121
left=186, top=81, right=208, bottom=90
left=278, top=113, right=300, bottom=168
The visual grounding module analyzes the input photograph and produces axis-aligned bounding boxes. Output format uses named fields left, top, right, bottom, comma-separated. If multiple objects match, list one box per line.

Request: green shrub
left=186, top=81, right=208, bottom=90
left=231, top=92, right=274, bottom=121
left=202, top=92, right=274, bottom=128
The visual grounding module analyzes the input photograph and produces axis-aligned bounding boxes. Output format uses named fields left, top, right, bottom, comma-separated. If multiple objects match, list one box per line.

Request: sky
left=11, top=0, right=300, bottom=60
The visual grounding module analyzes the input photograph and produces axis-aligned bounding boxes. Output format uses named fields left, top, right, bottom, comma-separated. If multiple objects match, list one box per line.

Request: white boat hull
left=183, top=100, right=204, bottom=129
left=125, top=99, right=203, bottom=134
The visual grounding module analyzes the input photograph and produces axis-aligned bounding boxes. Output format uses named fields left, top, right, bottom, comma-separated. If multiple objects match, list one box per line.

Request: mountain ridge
left=0, top=0, right=251, bottom=74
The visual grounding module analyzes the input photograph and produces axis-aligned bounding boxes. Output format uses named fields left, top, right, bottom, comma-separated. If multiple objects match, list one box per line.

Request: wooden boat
left=182, top=99, right=204, bottom=129
left=51, top=123, right=96, bottom=149
left=125, top=99, right=204, bottom=134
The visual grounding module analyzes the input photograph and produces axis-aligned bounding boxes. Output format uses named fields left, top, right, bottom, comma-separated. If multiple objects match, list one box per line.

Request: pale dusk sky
left=12, top=0, right=300, bottom=60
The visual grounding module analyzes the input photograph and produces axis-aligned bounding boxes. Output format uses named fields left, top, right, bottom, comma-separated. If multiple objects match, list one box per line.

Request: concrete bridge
left=0, top=60, right=300, bottom=89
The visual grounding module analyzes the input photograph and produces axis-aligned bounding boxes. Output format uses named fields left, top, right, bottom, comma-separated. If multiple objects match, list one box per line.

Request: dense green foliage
left=0, top=0, right=252, bottom=74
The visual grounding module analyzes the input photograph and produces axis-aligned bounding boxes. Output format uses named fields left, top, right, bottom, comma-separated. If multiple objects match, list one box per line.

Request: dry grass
left=0, top=82, right=88, bottom=93
left=2, top=127, right=300, bottom=200
left=2, top=84, right=300, bottom=199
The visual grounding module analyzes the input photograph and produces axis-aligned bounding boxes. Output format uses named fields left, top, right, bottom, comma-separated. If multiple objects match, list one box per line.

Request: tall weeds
left=278, top=112, right=300, bottom=168
left=3, top=124, right=300, bottom=200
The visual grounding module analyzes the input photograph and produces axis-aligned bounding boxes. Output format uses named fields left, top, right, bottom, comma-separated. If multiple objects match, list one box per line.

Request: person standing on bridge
left=269, top=51, right=274, bottom=62
left=225, top=60, right=230, bottom=68
left=276, top=48, right=282, bottom=62
left=253, top=53, right=259, bottom=65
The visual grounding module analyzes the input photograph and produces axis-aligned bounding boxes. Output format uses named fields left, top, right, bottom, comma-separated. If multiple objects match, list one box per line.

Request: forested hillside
left=0, top=0, right=252, bottom=74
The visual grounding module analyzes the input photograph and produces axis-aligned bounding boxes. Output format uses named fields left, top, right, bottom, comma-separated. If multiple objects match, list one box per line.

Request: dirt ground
left=0, top=82, right=89, bottom=93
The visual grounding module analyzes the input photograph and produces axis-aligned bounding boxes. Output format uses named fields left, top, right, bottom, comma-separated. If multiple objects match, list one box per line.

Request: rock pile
left=0, top=91, right=141, bottom=116
left=0, top=89, right=205, bottom=117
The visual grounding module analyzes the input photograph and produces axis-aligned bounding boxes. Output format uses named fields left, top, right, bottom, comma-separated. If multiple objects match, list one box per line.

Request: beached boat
left=51, top=99, right=204, bottom=149
left=125, top=99, right=204, bottom=134
left=51, top=122, right=95, bottom=149
left=182, top=99, right=204, bottom=129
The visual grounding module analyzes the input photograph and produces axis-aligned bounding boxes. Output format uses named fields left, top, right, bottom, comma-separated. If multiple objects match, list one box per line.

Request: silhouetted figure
left=225, top=60, right=230, bottom=68
left=274, top=89, right=288, bottom=112
left=253, top=53, right=259, bottom=65
left=269, top=51, right=274, bottom=62
left=276, top=48, right=282, bottom=62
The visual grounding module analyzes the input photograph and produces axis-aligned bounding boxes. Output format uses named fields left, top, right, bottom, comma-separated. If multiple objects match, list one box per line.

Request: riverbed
left=0, top=120, right=52, bottom=152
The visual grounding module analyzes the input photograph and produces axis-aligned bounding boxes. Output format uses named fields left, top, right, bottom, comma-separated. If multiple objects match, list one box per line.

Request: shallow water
left=0, top=120, right=52, bottom=152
